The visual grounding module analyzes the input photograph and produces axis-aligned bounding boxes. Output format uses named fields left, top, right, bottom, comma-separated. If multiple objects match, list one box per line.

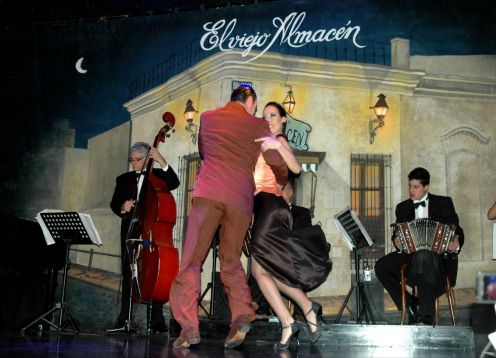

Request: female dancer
left=251, top=102, right=326, bottom=349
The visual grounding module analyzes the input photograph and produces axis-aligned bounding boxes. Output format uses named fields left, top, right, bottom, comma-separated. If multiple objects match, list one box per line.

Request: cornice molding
left=124, top=50, right=496, bottom=117
left=124, top=50, right=425, bottom=117
left=415, top=74, right=496, bottom=101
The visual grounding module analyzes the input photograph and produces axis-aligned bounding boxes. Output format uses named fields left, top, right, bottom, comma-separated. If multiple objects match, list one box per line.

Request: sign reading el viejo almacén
left=201, top=12, right=365, bottom=63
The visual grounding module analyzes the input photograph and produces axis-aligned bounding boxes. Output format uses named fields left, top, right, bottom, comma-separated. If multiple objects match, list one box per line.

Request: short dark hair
left=408, top=167, right=430, bottom=186
left=231, top=85, right=257, bottom=103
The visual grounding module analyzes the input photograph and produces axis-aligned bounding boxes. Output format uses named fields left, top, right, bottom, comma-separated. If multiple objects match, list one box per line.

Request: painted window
left=350, top=154, right=392, bottom=261
left=175, top=152, right=201, bottom=253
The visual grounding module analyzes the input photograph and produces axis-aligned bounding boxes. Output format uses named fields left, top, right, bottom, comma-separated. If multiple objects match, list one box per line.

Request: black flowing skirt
left=250, top=192, right=332, bottom=292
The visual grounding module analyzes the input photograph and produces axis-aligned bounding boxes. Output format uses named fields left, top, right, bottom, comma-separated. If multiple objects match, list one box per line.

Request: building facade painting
left=61, top=42, right=496, bottom=298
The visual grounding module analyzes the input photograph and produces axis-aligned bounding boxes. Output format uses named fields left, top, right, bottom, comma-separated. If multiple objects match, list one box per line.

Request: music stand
left=199, top=230, right=229, bottom=319
left=21, top=211, right=101, bottom=333
left=106, top=238, right=141, bottom=335
left=334, top=208, right=376, bottom=324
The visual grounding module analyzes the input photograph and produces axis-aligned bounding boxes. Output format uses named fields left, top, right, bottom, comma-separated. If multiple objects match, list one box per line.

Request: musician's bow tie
left=414, top=200, right=426, bottom=209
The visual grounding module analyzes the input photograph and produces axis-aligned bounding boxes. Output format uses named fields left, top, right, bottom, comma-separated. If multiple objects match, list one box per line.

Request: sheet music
left=78, top=213, right=102, bottom=246
left=334, top=207, right=374, bottom=251
left=35, top=209, right=63, bottom=245
left=35, top=209, right=102, bottom=246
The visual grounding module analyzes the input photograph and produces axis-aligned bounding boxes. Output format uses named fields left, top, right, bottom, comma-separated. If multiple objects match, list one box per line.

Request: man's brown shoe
left=172, top=335, right=201, bottom=349
left=224, top=324, right=251, bottom=349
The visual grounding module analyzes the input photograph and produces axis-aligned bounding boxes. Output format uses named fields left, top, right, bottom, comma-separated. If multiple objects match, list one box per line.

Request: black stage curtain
left=0, top=213, right=65, bottom=329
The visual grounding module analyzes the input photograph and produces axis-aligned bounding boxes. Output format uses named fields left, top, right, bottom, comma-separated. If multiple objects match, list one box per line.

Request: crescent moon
left=75, top=57, right=87, bottom=74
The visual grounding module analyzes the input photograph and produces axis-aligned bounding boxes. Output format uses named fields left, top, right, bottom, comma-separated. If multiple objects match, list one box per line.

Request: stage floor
left=2, top=264, right=494, bottom=357
left=0, top=323, right=493, bottom=358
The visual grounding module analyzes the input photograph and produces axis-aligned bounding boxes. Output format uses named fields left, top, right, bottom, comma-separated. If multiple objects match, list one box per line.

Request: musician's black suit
left=374, top=193, right=464, bottom=324
left=110, top=167, right=179, bottom=329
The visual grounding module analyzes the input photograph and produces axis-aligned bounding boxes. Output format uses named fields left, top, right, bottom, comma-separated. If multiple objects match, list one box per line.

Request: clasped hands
left=255, top=135, right=282, bottom=152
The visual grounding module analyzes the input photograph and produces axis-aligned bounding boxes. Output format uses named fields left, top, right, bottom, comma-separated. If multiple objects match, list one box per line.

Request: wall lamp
left=369, top=93, right=389, bottom=144
left=282, top=86, right=296, bottom=114
left=184, top=99, right=198, bottom=144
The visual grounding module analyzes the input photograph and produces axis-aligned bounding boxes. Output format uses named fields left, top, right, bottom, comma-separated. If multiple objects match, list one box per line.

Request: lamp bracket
left=369, top=117, right=384, bottom=144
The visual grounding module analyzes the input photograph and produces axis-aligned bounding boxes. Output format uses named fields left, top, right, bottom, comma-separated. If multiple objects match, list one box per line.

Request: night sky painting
left=0, top=0, right=494, bottom=215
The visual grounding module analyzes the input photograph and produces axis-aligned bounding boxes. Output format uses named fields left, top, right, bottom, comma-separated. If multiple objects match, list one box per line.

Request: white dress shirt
left=414, top=193, right=429, bottom=219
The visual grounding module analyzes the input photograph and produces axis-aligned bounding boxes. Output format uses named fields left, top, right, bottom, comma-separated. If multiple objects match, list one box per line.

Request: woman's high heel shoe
left=274, top=321, right=300, bottom=350
left=311, top=302, right=327, bottom=323
left=305, top=302, right=324, bottom=344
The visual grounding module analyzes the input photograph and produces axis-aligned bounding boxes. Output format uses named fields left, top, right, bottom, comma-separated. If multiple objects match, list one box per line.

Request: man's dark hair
left=231, top=85, right=257, bottom=103
left=408, top=167, right=430, bottom=186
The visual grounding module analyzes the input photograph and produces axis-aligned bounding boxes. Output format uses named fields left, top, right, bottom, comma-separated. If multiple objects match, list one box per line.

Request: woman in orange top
left=251, top=102, right=325, bottom=349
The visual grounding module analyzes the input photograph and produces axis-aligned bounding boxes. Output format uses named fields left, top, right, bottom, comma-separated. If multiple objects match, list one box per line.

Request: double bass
left=126, top=111, right=179, bottom=304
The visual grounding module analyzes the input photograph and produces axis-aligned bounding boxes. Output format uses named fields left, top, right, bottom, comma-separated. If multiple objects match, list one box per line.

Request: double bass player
left=110, top=141, right=179, bottom=332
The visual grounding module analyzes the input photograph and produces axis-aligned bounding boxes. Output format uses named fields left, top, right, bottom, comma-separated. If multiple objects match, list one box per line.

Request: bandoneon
left=395, top=218, right=456, bottom=254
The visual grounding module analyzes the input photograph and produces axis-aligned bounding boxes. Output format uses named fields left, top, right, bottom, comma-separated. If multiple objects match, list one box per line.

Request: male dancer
left=170, top=85, right=285, bottom=349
